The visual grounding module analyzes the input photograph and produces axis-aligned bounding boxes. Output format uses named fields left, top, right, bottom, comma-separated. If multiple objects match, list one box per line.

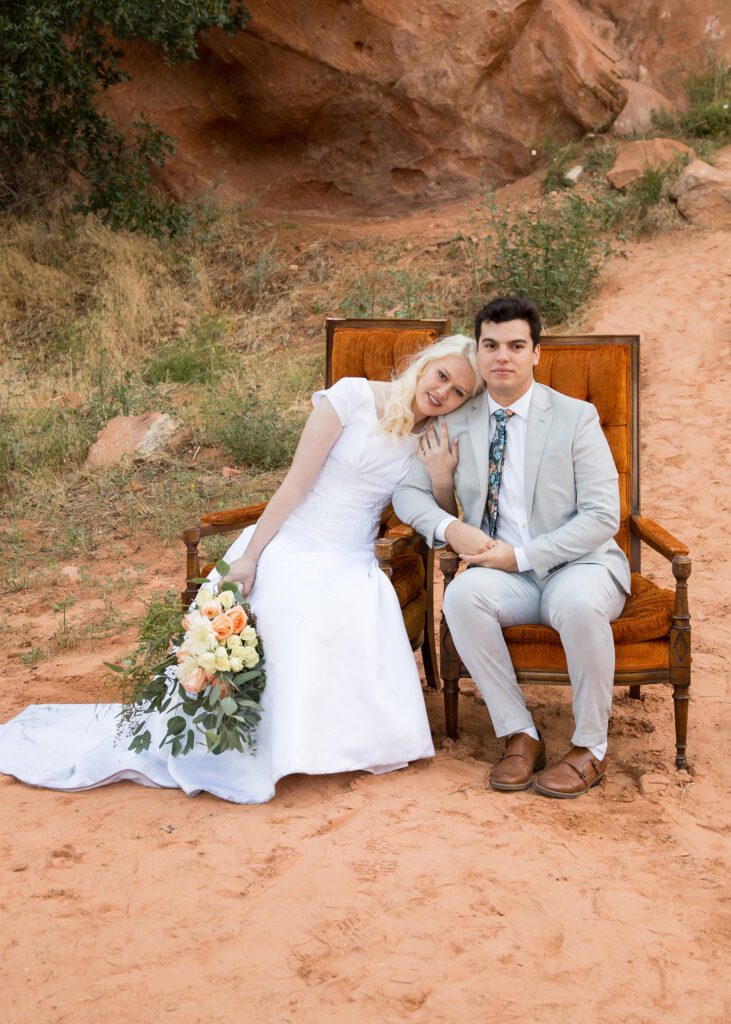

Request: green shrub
left=340, top=266, right=436, bottom=318
left=0, top=2, right=249, bottom=236
left=652, top=56, right=731, bottom=146
left=214, top=391, right=305, bottom=470
left=144, top=317, right=226, bottom=384
left=472, top=197, right=611, bottom=327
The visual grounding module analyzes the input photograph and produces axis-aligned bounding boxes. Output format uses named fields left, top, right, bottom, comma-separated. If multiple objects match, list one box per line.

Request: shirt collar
left=487, top=382, right=534, bottom=422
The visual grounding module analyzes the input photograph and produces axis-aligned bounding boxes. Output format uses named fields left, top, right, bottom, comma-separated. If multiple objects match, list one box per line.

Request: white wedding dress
left=0, top=378, right=435, bottom=803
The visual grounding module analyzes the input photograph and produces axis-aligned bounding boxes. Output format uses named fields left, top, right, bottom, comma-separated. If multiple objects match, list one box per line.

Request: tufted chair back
left=326, top=318, right=451, bottom=386
left=536, top=336, right=640, bottom=570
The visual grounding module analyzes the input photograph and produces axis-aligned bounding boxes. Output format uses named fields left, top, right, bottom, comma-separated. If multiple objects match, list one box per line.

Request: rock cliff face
left=103, top=0, right=731, bottom=212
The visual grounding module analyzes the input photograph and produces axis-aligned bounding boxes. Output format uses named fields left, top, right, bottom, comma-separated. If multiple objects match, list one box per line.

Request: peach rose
left=227, top=606, right=247, bottom=634
left=178, top=661, right=210, bottom=695
left=200, top=598, right=222, bottom=621
left=211, top=613, right=234, bottom=642
left=175, top=643, right=192, bottom=664
left=213, top=678, right=231, bottom=699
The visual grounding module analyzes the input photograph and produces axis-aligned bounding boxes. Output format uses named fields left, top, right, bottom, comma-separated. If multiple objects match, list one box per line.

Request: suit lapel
left=524, top=384, right=553, bottom=518
left=468, top=391, right=491, bottom=511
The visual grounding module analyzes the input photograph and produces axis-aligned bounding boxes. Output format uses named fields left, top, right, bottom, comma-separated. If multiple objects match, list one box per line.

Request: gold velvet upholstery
left=439, top=334, right=693, bottom=769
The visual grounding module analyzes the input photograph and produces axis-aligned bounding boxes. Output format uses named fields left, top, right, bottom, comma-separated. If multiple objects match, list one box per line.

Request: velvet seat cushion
left=502, top=573, right=673, bottom=646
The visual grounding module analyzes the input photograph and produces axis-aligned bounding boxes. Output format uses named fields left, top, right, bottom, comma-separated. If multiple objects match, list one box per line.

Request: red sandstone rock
left=606, top=138, right=694, bottom=189
left=94, top=1, right=731, bottom=212
left=102, top=0, right=627, bottom=211
left=670, top=157, right=731, bottom=228
left=87, top=413, right=182, bottom=467
left=612, top=79, right=673, bottom=137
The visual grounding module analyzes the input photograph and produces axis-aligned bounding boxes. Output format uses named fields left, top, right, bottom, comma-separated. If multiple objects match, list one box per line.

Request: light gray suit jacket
left=393, top=382, right=631, bottom=594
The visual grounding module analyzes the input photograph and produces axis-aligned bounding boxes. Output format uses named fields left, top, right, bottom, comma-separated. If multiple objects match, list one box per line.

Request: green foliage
left=471, top=197, right=612, bottom=327
left=593, top=164, right=683, bottom=239
left=115, top=573, right=267, bottom=757
left=214, top=390, right=305, bottom=471
left=0, top=2, right=249, bottom=236
left=340, top=265, right=436, bottom=318
left=107, top=587, right=180, bottom=701
left=583, top=143, right=618, bottom=176
left=540, top=140, right=582, bottom=194
left=652, top=55, right=731, bottom=146
left=144, top=316, right=226, bottom=384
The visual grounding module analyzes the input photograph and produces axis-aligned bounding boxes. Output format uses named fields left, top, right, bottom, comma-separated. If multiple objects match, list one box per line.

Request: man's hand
left=461, top=540, right=518, bottom=571
left=444, top=520, right=494, bottom=557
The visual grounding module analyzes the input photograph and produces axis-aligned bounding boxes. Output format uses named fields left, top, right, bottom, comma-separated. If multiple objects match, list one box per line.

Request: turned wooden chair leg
left=181, top=526, right=202, bottom=610
left=439, top=549, right=461, bottom=740
left=670, top=555, right=692, bottom=770
left=421, top=543, right=440, bottom=690
left=672, top=684, right=690, bottom=771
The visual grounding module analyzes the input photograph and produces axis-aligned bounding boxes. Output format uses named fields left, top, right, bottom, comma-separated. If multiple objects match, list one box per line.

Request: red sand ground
left=1, top=225, right=730, bottom=1024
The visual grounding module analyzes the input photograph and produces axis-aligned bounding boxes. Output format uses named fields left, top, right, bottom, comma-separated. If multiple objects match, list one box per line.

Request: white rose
left=198, top=651, right=216, bottom=672
left=195, top=585, right=215, bottom=608
left=242, top=647, right=260, bottom=669
left=214, top=647, right=231, bottom=672
left=229, top=656, right=243, bottom=673
left=227, top=634, right=243, bottom=648
left=219, top=590, right=235, bottom=610
left=241, top=625, right=258, bottom=646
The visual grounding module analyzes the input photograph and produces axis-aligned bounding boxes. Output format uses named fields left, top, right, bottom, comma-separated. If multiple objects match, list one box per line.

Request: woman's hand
left=222, top=554, right=258, bottom=598
left=417, top=422, right=459, bottom=486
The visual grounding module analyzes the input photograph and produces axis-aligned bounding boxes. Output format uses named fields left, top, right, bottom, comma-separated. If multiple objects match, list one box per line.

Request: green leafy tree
left=0, top=1, right=249, bottom=235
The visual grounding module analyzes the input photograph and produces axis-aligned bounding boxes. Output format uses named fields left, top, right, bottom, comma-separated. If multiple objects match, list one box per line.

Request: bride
left=0, top=335, right=480, bottom=804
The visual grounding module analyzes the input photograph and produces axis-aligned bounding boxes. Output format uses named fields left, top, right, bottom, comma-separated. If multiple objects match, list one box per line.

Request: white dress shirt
left=436, top=384, right=535, bottom=572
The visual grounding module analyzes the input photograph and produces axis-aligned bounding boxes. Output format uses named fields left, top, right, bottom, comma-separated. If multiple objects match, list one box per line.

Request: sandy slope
left=1, top=227, right=730, bottom=1024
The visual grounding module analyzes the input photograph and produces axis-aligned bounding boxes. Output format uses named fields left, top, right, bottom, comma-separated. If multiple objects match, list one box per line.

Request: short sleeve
left=311, top=377, right=369, bottom=426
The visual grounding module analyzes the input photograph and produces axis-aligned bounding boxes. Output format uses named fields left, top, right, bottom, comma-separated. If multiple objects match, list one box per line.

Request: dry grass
left=0, top=174, right=693, bottom=574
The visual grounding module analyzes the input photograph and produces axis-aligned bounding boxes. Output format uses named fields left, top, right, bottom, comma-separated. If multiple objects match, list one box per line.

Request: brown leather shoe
left=490, top=732, right=546, bottom=792
left=534, top=747, right=607, bottom=799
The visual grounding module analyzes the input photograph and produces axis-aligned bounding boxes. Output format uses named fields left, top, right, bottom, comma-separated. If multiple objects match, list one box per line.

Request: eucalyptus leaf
left=220, top=696, right=238, bottom=715
left=167, top=715, right=186, bottom=736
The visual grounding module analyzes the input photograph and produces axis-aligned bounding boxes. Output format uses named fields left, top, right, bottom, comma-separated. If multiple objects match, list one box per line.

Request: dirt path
left=2, top=227, right=730, bottom=1024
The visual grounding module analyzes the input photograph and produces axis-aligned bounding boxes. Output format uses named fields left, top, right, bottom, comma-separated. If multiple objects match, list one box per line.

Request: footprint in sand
left=48, top=844, right=83, bottom=867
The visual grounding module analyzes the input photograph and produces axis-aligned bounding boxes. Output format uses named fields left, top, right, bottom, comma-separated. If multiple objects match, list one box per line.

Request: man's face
left=477, top=318, right=540, bottom=405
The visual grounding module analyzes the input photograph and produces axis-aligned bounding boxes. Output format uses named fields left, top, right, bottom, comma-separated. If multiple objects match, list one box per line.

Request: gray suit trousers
left=442, top=562, right=626, bottom=748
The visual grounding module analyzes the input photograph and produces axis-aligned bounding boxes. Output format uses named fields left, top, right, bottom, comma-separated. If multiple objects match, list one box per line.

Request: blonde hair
left=380, top=333, right=481, bottom=438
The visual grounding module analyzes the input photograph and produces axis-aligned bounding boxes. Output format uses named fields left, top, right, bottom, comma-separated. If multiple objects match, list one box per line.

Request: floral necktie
left=486, top=408, right=515, bottom=538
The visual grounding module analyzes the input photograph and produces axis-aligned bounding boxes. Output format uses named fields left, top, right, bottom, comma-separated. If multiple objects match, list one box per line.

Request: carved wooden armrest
left=199, top=501, right=268, bottom=536
left=374, top=527, right=417, bottom=574
left=630, top=515, right=689, bottom=561
left=180, top=501, right=268, bottom=608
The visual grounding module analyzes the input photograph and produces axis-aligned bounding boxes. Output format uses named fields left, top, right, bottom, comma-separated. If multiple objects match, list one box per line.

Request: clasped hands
left=444, top=520, right=518, bottom=571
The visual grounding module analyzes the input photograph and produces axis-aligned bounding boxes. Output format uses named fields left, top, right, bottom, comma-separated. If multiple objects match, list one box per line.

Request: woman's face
left=412, top=354, right=477, bottom=425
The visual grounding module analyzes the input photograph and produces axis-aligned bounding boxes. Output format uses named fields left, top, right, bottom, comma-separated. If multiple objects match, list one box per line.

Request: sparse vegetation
left=466, top=196, right=612, bottom=327
left=340, top=265, right=438, bottom=319
left=652, top=56, right=731, bottom=151
left=213, top=390, right=307, bottom=471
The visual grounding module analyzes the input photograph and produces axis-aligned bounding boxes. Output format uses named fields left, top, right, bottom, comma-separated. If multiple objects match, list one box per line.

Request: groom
left=393, top=296, right=630, bottom=798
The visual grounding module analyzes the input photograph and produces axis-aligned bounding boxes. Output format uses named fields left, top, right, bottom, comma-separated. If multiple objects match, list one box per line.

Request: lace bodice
left=284, top=378, right=417, bottom=548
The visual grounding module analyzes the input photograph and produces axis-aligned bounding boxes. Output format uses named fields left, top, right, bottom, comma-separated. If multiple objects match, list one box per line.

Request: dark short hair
left=474, top=296, right=542, bottom=348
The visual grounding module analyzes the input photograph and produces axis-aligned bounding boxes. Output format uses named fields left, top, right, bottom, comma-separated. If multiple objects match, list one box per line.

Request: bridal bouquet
left=114, top=561, right=266, bottom=757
